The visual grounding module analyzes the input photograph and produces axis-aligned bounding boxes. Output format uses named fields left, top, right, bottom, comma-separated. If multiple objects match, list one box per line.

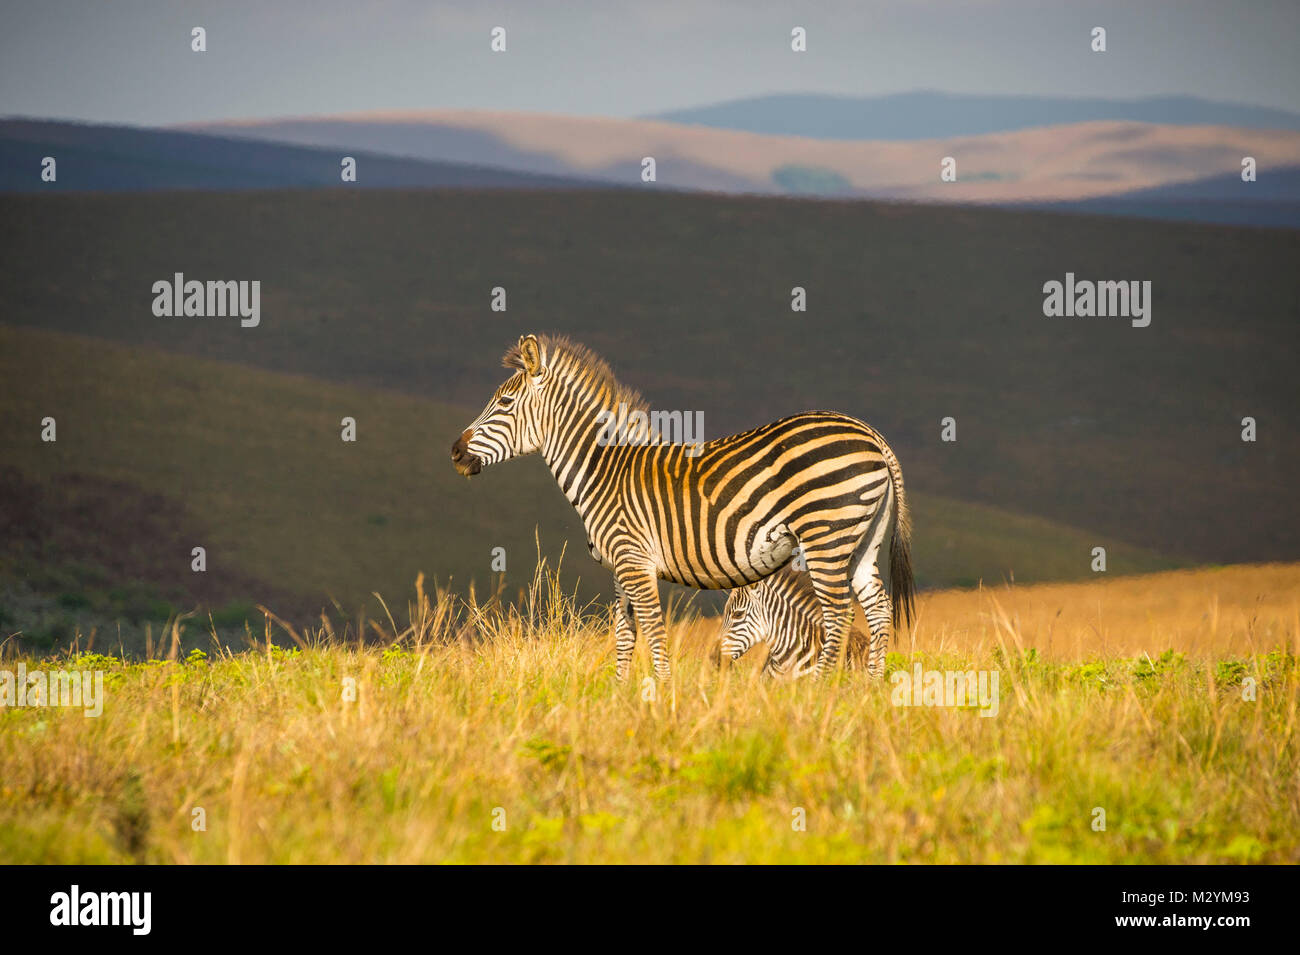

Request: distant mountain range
left=651, top=91, right=1300, bottom=140
left=183, top=110, right=1300, bottom=200
left=4, top=108, right=1299, bottom=228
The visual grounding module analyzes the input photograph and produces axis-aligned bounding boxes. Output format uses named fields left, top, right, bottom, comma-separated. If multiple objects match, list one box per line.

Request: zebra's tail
left=883, top=443, right=915, bottom=630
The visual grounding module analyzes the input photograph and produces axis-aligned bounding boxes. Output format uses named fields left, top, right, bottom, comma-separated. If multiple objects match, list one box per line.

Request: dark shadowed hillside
left=1028, top=166, right=1300, bottom=228
left=0, top=188, right=1295, bottom=639
left=0, top=322, right=1178, bottom=653
left=0, top=119, right=606, bottom=192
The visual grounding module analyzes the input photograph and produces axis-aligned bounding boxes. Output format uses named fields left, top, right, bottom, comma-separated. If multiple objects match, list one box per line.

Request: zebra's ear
left=517, top=334, right=542, bottom=376
left=503, top=334, right=543, bottom=376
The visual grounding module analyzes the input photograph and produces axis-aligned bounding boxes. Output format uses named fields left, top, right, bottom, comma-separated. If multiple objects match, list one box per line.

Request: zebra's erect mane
left=508, top=334, right=650, bottom=416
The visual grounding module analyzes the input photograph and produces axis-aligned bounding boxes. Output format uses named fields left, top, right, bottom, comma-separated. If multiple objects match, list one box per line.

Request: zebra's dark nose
left=451, top=429, right=482, bottom=476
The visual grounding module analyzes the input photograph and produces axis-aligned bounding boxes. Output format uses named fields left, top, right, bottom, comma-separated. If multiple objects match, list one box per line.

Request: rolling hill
left=1, top=187, right=1294, bottom=579
left=0, top=324, right=1178, bottom=654
left=1, top=184, right=1296, bottom=657
left=1030, top=166, right=1300, bottom=228
left=0, top=118, right=607, bottom=193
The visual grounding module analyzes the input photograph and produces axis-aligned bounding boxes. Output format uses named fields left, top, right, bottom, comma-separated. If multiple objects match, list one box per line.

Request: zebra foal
left=716, top=565, right=877, bottom=678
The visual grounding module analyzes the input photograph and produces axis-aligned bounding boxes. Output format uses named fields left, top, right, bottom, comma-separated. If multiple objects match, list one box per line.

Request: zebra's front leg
left=618, top=565, right=672, bottom=682
left=613, top=581, right=637, bottom=682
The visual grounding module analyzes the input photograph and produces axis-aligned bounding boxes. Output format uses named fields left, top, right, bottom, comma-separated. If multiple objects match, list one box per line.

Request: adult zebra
left=451, top=334, right=914, bottom=682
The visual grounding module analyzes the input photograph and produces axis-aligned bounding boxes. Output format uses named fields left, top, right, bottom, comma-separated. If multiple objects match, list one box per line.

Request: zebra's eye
left=498, top=395, right=515, bottom=409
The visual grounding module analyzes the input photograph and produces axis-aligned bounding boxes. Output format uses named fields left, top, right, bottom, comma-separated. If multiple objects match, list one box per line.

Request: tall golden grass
left=1, top=562, right=1296, bottom=863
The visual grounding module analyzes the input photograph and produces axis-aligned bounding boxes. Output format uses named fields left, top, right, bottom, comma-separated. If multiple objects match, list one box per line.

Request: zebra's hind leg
left=612, top=580, right=637, bottom=682
left=851, top=559, right=893, bottom=679
left=848, top=479, right=896, bottom=679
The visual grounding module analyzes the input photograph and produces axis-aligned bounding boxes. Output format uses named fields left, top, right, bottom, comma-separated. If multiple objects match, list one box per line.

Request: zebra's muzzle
left=451, top=429, right=483, bottom=476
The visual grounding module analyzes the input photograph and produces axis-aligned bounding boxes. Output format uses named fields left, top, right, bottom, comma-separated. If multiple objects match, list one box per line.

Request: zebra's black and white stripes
left=718, top=565, right=875, bottom=678
left=452, top=334, right=914, bottom=682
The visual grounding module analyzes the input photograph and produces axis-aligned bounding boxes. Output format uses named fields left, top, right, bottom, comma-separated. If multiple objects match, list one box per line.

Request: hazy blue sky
left=2, top=0, right=1297, bottom=124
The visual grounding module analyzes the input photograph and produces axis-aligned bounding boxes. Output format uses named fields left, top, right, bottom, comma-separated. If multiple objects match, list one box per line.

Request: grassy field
left=0, top=324, right=1176, bottom=655
left=2, top=562, right=1295, bottom=864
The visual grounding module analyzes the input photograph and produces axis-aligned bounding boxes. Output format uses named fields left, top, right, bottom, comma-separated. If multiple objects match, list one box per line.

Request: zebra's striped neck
left=535, top=342, right=654, bottom=516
